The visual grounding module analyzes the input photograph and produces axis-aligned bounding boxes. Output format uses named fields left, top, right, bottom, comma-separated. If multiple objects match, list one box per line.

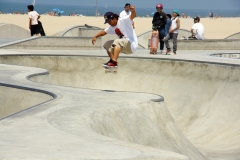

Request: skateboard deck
left=149, top=30, right=159, bottom=54
left=181, top=36, right=197, bottom=40
left=38, top=21, right=46, bottom=36
left=104, top=66, right=117, bottom=74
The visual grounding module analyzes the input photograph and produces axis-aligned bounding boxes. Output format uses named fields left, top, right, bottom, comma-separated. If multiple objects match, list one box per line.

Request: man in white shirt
left=191, top=16, right=205, bottom=40
left=120, top=3, right=135, bottom=29
left=92, top=6, right=138, bottom=67
left=27, top=5, right=40, bottom=36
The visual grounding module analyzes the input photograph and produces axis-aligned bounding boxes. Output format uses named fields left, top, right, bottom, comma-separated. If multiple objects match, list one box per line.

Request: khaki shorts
left=103, top=38, right=133, bottom=54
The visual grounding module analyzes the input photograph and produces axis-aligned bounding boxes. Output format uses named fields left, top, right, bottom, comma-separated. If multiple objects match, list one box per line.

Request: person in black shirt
left=152, top=3, right=167, bottom=54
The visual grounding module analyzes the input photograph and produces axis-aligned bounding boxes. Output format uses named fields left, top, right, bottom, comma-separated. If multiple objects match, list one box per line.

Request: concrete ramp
left=1, top=37, right=240, bottom=50
left=53, top=24, right=101, bottom=36
left=0, top=37, right=102, bottom=50
left=0, top=23, right=30, bottom=38
left=0, top=62, right=192, bottom=160
left=48, top=97, right=205, bottom=160
left=1, top=55, right=240, bottom=159
left=225, top=32, right=240, bottom=39
left=0, top=85, right=52, bottom=120
left=54, top=24, right=118, bottom=45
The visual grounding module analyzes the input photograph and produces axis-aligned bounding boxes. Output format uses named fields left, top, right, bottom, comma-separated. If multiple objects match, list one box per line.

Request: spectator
left=191, top=16, right=205, bottom=40
left=181, top=12, right=185, bottom=18
left=209, top=12, right=213, bottom=19
left=120, top=3, right=135, bottom=29
left=165, top=14, right=172, bottom=37
left=164, top=9, right=180, bottom=55
left=27, top=5, right=40, bottom=36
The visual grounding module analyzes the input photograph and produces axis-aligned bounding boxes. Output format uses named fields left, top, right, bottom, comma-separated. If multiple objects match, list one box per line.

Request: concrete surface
left=0, top=23, right=30, bottom=38
left=53, top=25, right=118, bottom=47
left=53, top=25, right=101, bottom=36
left=0, top=63, right=192, bottom=160
left=176, top=39, right=240, bottom=50
left=0, top=85, right=53, bottom=119
left=0, top=49, right=240, bottom=160
left=225, top=32, right=240, bottom=39
left=1, top=36, right=240, bottom=50
left=0, top=38, right=22, bottom=45
left=0, top=37, right=102, bottom=50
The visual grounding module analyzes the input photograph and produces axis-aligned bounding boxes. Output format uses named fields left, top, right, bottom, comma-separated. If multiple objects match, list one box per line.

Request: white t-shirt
left=192, top=23, right=205, bottom=40
left=120, top=10, right=134, bottom=22
left=171, top=17, right=179, bottom=33
left=28, top=11, right=39, bottom=25
left=104, top=16, right=138, bottom=53
left=119, top=10, right=131, bottom=18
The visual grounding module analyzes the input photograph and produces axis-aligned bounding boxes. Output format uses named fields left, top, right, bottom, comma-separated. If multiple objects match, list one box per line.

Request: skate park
left=0, top=24, right=240, bottom=160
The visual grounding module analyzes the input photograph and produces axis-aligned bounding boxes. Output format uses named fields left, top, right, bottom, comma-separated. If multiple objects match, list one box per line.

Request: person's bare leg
left=105, top=49, right=114, bottom=60
left=112, top=45, right=121, bottom=62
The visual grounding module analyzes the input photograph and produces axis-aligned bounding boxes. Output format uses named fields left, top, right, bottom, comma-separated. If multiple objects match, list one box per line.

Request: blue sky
left=2, top=0, right=240, bottom=10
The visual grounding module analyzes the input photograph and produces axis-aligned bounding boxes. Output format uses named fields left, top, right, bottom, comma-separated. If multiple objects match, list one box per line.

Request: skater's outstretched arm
left=130, top=6, right=136, bottom=20
left=92, top=30, right=107, bottom=45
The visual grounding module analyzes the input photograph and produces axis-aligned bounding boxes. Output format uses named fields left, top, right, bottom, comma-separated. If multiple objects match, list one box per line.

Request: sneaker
left=103, top=59, right=112, bottom=67
left=170, top=52, right=176, bottom=55
left=166, top=49, right=171, bottom=55
left=107, top=60, right=118, bottom=67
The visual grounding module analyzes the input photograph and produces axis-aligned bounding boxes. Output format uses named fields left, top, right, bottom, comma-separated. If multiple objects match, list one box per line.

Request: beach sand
left=0, top=14, right=239, bottom=39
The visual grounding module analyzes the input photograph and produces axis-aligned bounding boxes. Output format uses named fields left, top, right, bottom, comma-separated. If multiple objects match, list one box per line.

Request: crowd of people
left=151, top=3, right=205, bottom=55
left=90, top=2, right=205, bottom=68
left=0, top=11, right=28, bottom=15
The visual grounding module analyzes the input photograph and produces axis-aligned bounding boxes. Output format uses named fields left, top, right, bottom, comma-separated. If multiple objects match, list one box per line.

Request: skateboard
left=38, top=21, right=46, bottom=36
left=181, top=36, right=197, bottom=40
left=104, top=66, right=117, bottom=74
left=149, top=30, right=159, bottom=54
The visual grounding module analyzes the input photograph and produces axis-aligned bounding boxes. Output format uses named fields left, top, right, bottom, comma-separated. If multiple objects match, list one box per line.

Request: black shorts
left=30, top=24, right=40, bottom=36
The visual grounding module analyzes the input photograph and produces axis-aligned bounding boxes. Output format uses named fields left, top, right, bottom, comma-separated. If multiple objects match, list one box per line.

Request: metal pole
left=95, top=0, right=98, bottom=17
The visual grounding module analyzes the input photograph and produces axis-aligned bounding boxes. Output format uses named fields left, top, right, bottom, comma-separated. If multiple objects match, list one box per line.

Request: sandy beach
left=0, top=14, right=240, bottom=39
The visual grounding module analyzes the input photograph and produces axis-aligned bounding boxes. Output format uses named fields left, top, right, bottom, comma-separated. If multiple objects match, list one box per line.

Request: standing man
left=191, top=16, right=205, bottom=40
left=92, top=6, right=138, bottom=67
left=120, top=3, right=135, bottom=29
left=209, top=12, right=213, bottom=19
left=152, top=4, right=167, bottom=54
left=27, top=5, right=40, bottom=36
left=165, top=14, right=172, bottom=37
left=164, top=10, right=180, bottom=55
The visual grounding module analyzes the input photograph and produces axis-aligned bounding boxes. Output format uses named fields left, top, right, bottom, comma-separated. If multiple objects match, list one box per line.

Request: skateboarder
left=27, top=5, right=40, bottom=36
left=165, top=14, right=172, bottom=37
left=92, top=6, right=138, bottom=67
left=152, top=3, right=167, bottom=54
